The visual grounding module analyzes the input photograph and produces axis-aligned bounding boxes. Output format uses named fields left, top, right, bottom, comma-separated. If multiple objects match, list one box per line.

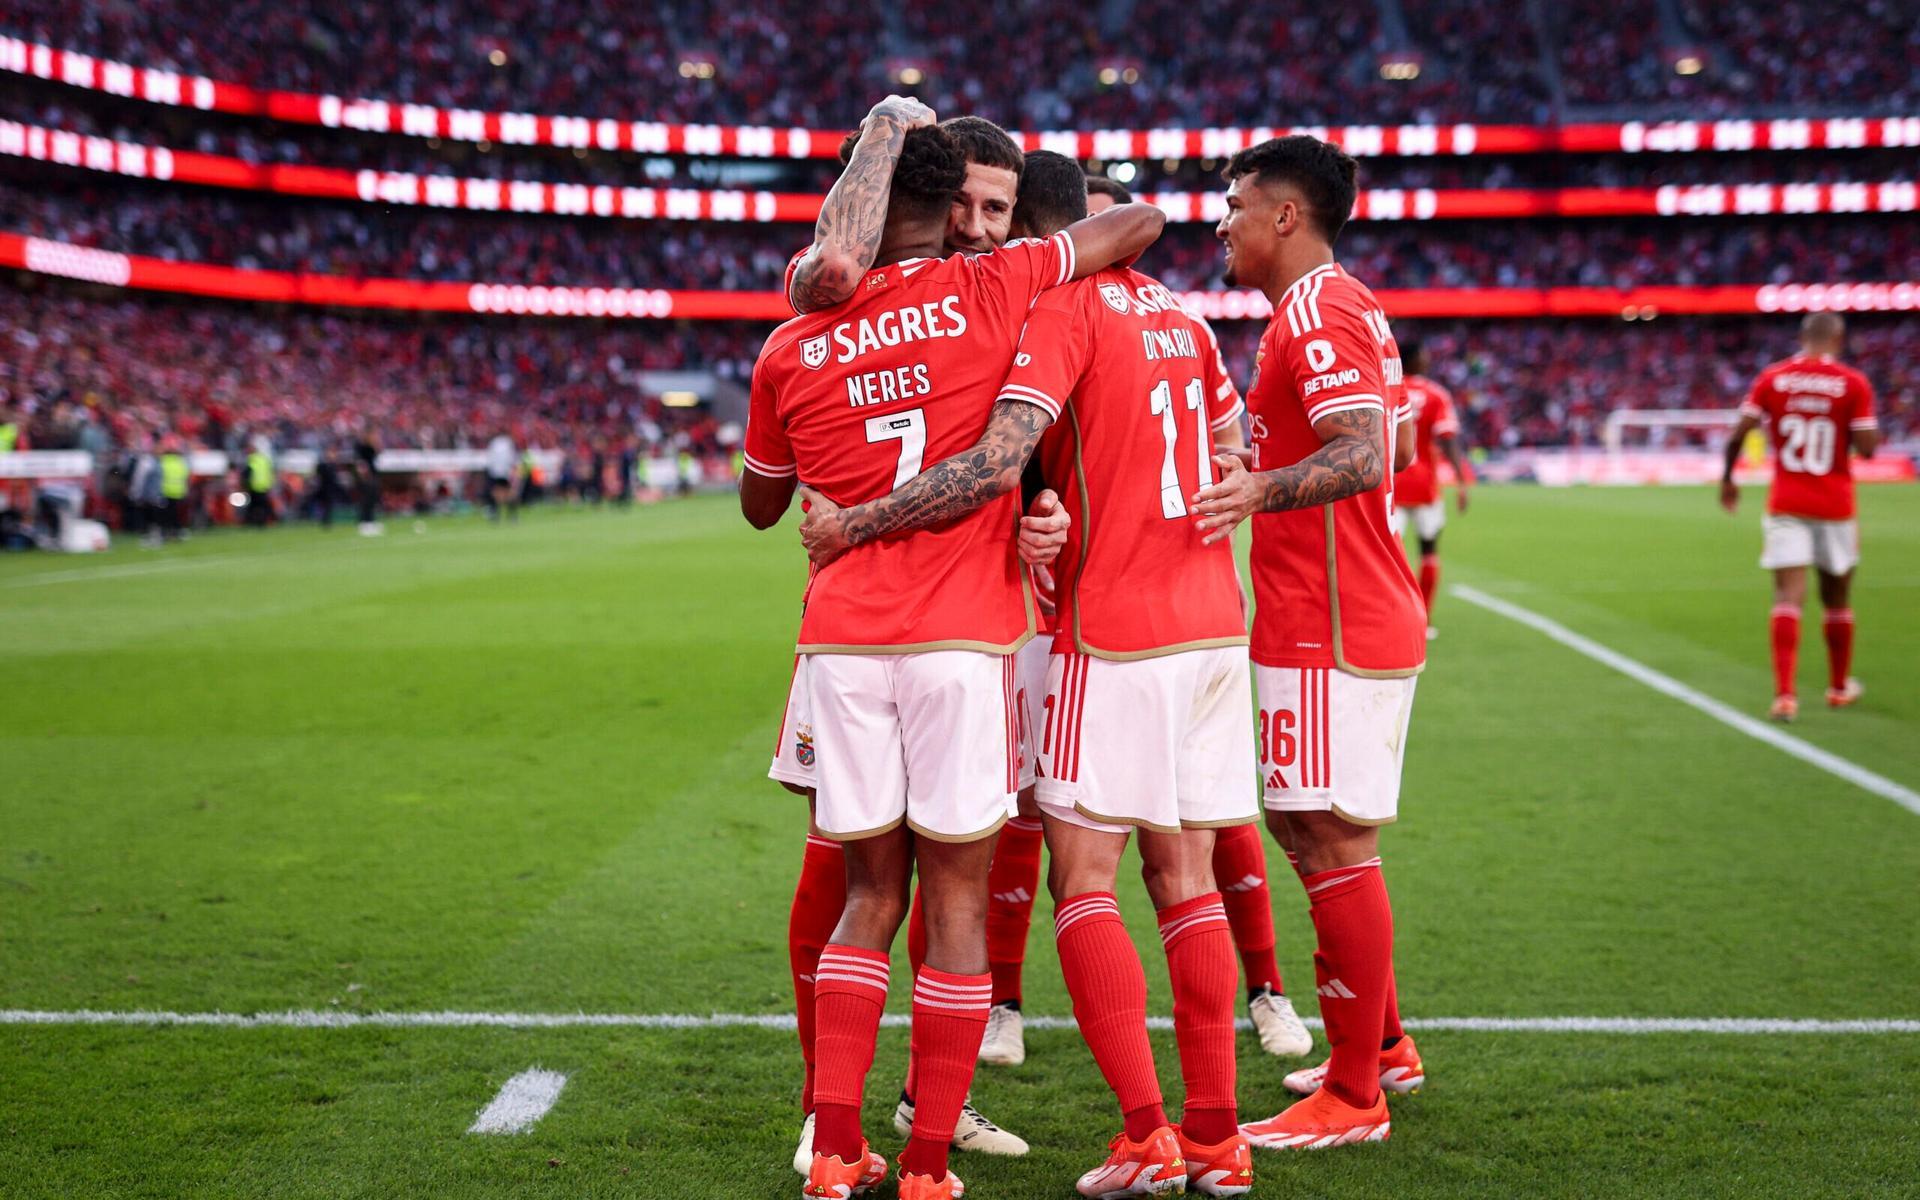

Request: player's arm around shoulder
left=788, top=95, right=936, bottom=313
left=1059, top=203, right=1167, bottom=282
left=798, top=401, right=1057, bottom=566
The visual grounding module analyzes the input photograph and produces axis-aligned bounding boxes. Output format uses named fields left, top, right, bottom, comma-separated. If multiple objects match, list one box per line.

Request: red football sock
left=902, top=888, right=928, bottom=1101
left=811, top=945, right=891, bottom=1163
left=1771, top=604, right=1801, bottom=698
left=1823, top=608, right=1854, bottom=691
left=1300, top=859, right=1394, bottom=1108
left=1055, top=893, right=1166, bottom=1140
left=986, top=818, right=1044, bottom=1005
left=1211, top=823, right=1281, bottom=994
left=1418, top=555, right=1440, bottom=617
left=1381, top=963, right=1404, bottom=1044
left=789, top=835, right=847, bottom=1113
left=1158, top=893, right=1239, bottom=1144
left=899, top=967, right=992, bottom=1180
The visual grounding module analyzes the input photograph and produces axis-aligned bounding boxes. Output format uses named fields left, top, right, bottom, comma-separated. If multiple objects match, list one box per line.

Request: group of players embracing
left=740, top=95, right=1430, bottom=1200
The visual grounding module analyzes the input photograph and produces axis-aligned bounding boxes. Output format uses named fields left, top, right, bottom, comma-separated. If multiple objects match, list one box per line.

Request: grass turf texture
left=2, top=487, right=1917, bottom=1198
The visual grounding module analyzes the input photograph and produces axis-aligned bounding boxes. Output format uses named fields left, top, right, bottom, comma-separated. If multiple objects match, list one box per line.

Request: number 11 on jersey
left=1149, top=377, right=1210, bottom=519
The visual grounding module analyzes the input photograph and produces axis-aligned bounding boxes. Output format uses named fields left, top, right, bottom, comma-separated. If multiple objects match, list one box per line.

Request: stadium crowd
left=6, top=172, right=1914, bottom=293
left=4, top=283, right=1912, bottom=469
left=8, top=0, right=1916, bottom=127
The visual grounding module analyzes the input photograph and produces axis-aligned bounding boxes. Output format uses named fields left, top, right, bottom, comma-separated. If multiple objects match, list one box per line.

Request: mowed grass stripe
left=5, top=1009, right=1917, bottom=1034
left=1454, top=583, right=1920, bottom=814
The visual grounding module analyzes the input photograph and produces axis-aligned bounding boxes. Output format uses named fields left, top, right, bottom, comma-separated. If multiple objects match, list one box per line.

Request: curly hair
left=1223, top=135, right=1359, bottom=244
left=890, top=126, right=968, bottom=223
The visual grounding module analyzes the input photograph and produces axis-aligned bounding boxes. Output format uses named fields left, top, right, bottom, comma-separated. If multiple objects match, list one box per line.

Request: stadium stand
left=0, top=1, right=1914, bottom=532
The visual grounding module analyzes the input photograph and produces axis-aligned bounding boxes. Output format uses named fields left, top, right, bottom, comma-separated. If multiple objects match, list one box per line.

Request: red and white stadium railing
left=5, top=36, right=1917, bottom=160
left=7, top=232, right=1917, bottom=322
left=8, top=121, right=1916, bottom=223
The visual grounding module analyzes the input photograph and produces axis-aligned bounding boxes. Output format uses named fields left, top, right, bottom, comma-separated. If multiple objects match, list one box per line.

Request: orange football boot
left=897, top=1166, right=965, bottom=1200
left=1075, top=1125, right=1185, bottom=1197
left=1177, top=1128, right=1252, bottom=1196
left=1770, top=694, right=1799, bottom=722
left=1283, top=1034, right=1425, bottom=1097
left=1240, top=1086, right=1390, bottom=1150
left=1827, top=678, right=1864, bottom=708
left=802, top=1141, right=888, bottom=1199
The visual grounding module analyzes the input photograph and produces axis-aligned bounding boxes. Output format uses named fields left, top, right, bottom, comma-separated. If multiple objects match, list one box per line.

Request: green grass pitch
left=2, top=486, right=1917, bottom=1198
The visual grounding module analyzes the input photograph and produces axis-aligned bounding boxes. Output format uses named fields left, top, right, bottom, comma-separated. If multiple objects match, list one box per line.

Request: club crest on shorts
left=1099, top=282, right=1132, bottom=315
left=794, top=726, right=816, bottom=767
left=800, top=334, right=830, bottom=370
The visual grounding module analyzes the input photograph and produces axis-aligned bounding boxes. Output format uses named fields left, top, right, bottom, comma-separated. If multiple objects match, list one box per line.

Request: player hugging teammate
left=744, top=100, right=1430, bottom=1197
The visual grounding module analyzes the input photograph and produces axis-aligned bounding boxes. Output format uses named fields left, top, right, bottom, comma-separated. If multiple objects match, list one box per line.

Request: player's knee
left=1262, top=807, right=1293, bottom=848
left=1139, top=856, right=1212, bottom=910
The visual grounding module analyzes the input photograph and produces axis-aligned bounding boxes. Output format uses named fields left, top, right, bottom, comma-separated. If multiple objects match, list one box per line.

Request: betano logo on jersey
left=798, top=295, right=970, bottom=370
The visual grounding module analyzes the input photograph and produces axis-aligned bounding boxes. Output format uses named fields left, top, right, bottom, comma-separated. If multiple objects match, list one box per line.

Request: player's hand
left=1456, top=487, right=1471, bottom=515
left=1018, top=490, right=1070, bottom=566
left=797, top=486, right=852, bottom=566
left=1192, top=453, right=1264, bottom=545
left=867, top=94, right=935, bottom=132
left=1718, top=479, right=1739, bottom=514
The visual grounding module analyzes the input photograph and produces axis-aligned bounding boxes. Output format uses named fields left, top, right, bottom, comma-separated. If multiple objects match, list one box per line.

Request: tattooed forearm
left=789, top=120, right=908, bottom=313
left=842, top=402, right=1054, bottom=545
left=1254, top=407, right=1386, bottom=512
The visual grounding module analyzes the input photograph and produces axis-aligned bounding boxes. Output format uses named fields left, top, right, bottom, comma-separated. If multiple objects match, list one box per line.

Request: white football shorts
left=1256, top=665, right=1417, bottom=826
left=768, top=655, right=816, bottom=790
left=1036, top=646, right=1260, bottom=835
left=1759, top=514, right=1859, bottom=575
left=1014, top=635, right=1051, bottom=792
left=805, top=650, right=1019, bottom=843
left=1391, top=501, right=1446, bottom=542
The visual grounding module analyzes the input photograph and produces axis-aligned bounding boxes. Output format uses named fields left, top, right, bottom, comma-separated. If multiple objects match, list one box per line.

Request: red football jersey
left=745, top=232, right=1078, bottom=652
left=1393, top=375, right=1460, bottom=508
left=1739, top=354, right=1877, bottom=521
left=1244, top=263, right=1425, bottom=676
left=1000, top=267, right=1248, bottom=658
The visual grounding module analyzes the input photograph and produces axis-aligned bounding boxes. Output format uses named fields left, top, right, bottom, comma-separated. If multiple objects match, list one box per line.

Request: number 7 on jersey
left=865, top=408, right=927, bottom=491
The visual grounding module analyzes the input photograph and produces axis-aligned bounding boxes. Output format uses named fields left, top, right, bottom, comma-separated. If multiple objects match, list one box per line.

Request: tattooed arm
left=1190, top=407, right=1386, bottom=544
left=787, top=95, right=935, bottom=314
left=798, top=402, right=1054, bottom=565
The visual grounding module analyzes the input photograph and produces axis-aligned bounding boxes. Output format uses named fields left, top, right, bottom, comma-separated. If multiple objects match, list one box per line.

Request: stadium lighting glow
left=1675, top=55, right=1703, bottom=75
left=229, top=492, right=249, bottom=507
left=487, top=49, right=507, bottom=67
left=1381, top=60, right=1421, bottom=81
left=1110, top=161, right=1138, bottom=185
left=1121, top=67, right=1140, bottom=84
left=1098, top=67, right=1119, bottom=86
left=897, top=66, right=924, bottom=86
left=661, top=391, right=701, bottom=408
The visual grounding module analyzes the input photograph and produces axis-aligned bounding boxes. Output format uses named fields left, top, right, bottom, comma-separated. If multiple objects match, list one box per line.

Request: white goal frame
left=1602, top=409, right=1743, bottom=454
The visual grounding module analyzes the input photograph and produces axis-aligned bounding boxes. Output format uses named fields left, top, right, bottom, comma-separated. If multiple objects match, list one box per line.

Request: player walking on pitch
left=1390, top=342, right=1471, bottom=637
left=1719, top=312, right=1879, bottom=722
left=1194, top=135, right=1429, bottom=1149
left=743, top=121, right=1165, bottom=1200
left=798, top=151, right=1258, bottom=1197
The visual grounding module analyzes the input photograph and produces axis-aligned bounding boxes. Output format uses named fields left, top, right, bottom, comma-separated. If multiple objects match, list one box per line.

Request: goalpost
left=1602, top=409, right=1744, bottom=454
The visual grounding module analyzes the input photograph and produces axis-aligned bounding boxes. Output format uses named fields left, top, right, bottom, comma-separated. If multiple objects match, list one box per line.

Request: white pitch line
left=467, top=1067, right=567, bottom=1135
left=1, top=1010, right=1915, bottom=1035
left=1454, top=584, right=1920, bottom=817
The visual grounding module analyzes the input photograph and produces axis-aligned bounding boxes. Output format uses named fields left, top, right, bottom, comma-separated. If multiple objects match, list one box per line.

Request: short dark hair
left=888, top=125, right=968, bottom=224
left=1012, top=150, right=1088, bottom=237
left=1086, top=175, right=1133, bottom=205
left=1223, top=135, right=1358, bottom=244
left=940, top=116, right=1024, bottom=181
